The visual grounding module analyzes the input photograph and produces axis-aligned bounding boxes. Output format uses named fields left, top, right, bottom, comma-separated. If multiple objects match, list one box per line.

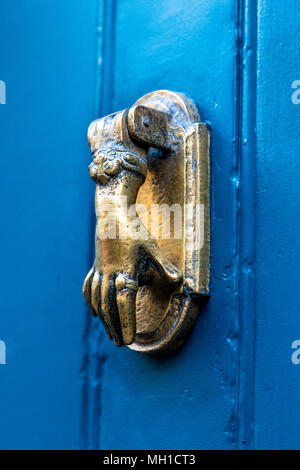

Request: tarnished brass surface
left=83, top=90, right=210, bottom=355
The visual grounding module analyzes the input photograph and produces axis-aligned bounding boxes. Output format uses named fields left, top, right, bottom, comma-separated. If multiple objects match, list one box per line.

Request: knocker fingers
left=90, top=271, right=113, bottom=340
left=142, top=245, right=183, bottom=287
left=101, top=274, right=124, bottom=346
left=85, top=270, right=138, bottom=346
left=82, top=267, right=97, bottom=317
left=115, top=273, right=138, bottom=345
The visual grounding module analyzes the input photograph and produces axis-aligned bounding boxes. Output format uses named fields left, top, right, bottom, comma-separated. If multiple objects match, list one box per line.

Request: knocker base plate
left=127, top=90, right=210, bottom=355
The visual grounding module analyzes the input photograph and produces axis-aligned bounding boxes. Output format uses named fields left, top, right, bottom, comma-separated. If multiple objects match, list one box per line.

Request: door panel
left=87, top=0, right=240, bottom=450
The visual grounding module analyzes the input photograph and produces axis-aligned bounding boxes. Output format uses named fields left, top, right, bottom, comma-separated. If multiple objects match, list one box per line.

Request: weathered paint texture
left=0, top=0, right=299, bottom=450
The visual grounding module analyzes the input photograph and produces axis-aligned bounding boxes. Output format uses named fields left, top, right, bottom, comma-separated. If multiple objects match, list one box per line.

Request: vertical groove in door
left=80, top=0, right=117, bottom=450
left=235, top=0, right=257, bottom=450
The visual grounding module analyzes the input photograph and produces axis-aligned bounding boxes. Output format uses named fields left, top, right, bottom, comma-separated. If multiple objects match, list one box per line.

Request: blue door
left=0, top=0, right=299, bottom=450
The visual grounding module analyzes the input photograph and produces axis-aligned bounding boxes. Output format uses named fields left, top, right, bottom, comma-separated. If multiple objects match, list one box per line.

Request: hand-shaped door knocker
left=83, top=90, right=210, bottom=355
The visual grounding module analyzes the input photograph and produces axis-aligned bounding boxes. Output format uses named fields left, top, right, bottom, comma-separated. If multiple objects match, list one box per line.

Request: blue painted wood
left=254, top=0, right=300, bottom=450
left=94, top=0, right=241, bottom=450
left=0, top=0, right=299, bottom=451
left=235, top=0, right=257, bottom=449
left=0, top=0, right=98, bottom=449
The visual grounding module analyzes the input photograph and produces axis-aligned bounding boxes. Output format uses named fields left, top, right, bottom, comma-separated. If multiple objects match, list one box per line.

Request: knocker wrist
left=89, top=146, right=147, bottom=183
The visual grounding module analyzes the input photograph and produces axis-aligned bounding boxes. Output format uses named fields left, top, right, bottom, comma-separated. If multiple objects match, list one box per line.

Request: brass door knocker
left=83, top=90, right=210, bottom=355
